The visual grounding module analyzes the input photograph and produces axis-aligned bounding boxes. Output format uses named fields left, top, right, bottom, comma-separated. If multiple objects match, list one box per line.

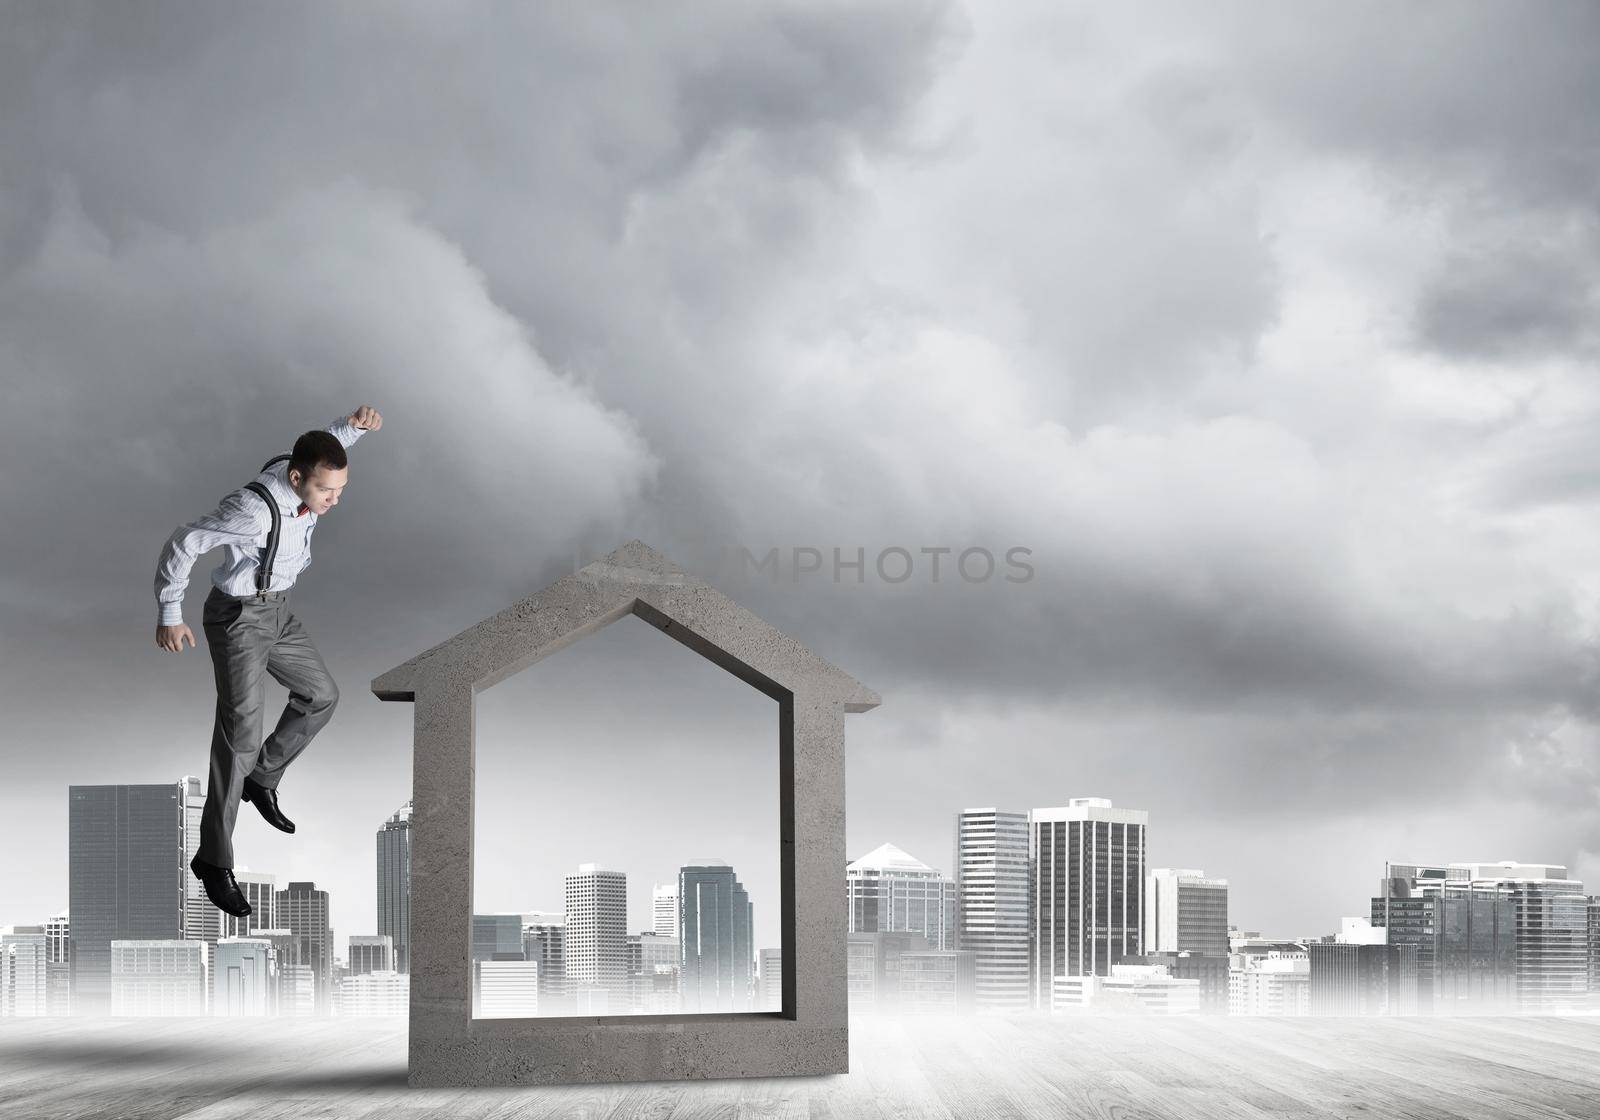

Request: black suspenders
left=244, top=454, right=291, bottom=596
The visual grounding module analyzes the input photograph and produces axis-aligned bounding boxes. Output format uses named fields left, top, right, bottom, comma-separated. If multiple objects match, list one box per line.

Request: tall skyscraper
left=376, top=801, right=412, bottom=973
left=68, top=782, right=188, bottom=1014
left=846, top=842, right=957, bottom=950
left=564, top=863, right=628, bottom=999
left=1030, top=797, right=1148, bottom=1009
left=954, top=808, right=1030, bottom=1012
left=652, top=883, right=679, bottom=939
left=1144, top=868, right=1229, bottom=957
left=275, top=882, right=332, bottom=1014
left=679, top=861, right=753, bottom=1013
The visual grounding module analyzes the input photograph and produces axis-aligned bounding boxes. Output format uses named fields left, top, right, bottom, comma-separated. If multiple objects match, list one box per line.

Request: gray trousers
left=197, top=584, right=339, bottom=868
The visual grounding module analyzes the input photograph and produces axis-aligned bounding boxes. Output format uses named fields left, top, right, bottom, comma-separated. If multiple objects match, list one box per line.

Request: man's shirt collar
left=265, top=464, right=312, bottom=518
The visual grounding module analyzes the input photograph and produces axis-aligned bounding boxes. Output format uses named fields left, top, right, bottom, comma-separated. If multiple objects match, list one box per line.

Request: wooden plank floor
left=3, top=1013, right=1600, bottom=1120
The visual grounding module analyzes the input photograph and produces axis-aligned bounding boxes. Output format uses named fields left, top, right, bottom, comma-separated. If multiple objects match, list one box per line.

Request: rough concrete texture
left=371, top=539, right=880, bottom=1086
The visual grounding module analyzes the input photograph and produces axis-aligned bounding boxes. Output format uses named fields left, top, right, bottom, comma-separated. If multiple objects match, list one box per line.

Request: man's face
left=290, top=463, right=349, bottom=515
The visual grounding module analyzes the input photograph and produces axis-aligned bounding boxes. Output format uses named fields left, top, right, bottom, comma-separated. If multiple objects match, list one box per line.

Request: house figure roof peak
left=371, top=538, right=880, bottom=713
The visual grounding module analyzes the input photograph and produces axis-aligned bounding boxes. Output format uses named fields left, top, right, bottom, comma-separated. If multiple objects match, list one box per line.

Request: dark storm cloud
left=1413, top=241, right=1599, bottom=361
left=1191, top=1, right=1600, bottom=208
left=0, top=0, right=958, bottom=622
left=1181, top=1, right=1600, bottom=364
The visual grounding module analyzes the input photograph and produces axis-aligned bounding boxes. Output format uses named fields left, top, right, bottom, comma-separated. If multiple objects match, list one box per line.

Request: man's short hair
left=287, top=430, right=348, bottom=484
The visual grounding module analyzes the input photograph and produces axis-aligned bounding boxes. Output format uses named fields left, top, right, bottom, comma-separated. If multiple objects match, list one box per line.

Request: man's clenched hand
left=157, top=623, right=196, bottom=653
left=349, top=405, right=383, bottom=431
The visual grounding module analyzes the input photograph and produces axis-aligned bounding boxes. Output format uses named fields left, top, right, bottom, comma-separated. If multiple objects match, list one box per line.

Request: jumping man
left=153, top=405, right=383, bottom=916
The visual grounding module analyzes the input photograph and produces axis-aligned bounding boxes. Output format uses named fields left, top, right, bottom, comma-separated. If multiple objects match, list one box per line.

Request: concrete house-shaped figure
left=370, top=539, right=881, bottom=1087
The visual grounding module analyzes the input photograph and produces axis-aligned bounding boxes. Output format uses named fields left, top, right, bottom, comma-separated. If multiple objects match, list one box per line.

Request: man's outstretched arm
left=153, top=490, right=269, bottom=651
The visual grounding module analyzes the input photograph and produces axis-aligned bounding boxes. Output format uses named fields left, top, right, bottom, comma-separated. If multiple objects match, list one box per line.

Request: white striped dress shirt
left=154, top=416, right=367, bottom=627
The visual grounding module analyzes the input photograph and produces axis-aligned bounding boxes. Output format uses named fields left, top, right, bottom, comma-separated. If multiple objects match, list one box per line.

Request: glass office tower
left=1373, top=861, right=1587, bottom=1012
left=679, top=861, right=753, bottom=1012
left=68, top=783, right=188, bottom=1015
left=376, top=800, right=412, bottom=973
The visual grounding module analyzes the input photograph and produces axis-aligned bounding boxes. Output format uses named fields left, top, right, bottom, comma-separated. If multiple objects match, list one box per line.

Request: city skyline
left=8, top=770, right=1596, bottom=1019
left=11, top=770, right=1596, bottom=961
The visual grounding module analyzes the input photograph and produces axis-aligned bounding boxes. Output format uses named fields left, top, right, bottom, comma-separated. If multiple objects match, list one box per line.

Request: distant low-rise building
left=1230, top=947, right=1310, bottom=1016
left=898, top=950, right=978, bottom=1015
left=110, top=939, right=208, bottom=1016
left=848, top=930, right=930, bottom=1013
left=1053, top=963, right=1200, bottom=1015
left=337, top=969, right=409, bottom=1016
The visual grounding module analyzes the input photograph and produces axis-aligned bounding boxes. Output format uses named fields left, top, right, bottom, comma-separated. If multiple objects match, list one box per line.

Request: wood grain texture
left=3, top=1013, right=1600, bottom=1120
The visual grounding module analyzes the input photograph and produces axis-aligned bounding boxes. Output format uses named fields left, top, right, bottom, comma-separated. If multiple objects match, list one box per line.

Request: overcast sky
left=3, top=1, right=1599, bottom=957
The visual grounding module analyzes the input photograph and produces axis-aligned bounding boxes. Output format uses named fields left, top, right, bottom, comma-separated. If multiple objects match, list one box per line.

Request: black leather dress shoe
left=242, top=777, right=296, bottom=834
left=189, top=854, right=252, bottom=917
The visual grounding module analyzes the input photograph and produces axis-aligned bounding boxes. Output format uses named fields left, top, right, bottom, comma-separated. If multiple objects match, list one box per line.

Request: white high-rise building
left=954, top=809, right=1031, bottom=1012
left=652, top=883, right=679, bottom=939
left=1030, top=798, right=1148, bottom=1010
left=564, top=863, right=628, bottom=998
left=1144, top=868, right=1229, bottom=957
left=0, top=928, right=49, bottom=1016
left=213, top=937, right=273, bottom=1016
left=846, top=843, right=957, bottom=950
left=45, top=912, right=70, bottom=1016
left=110, top=939, right=208, bottom=1015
